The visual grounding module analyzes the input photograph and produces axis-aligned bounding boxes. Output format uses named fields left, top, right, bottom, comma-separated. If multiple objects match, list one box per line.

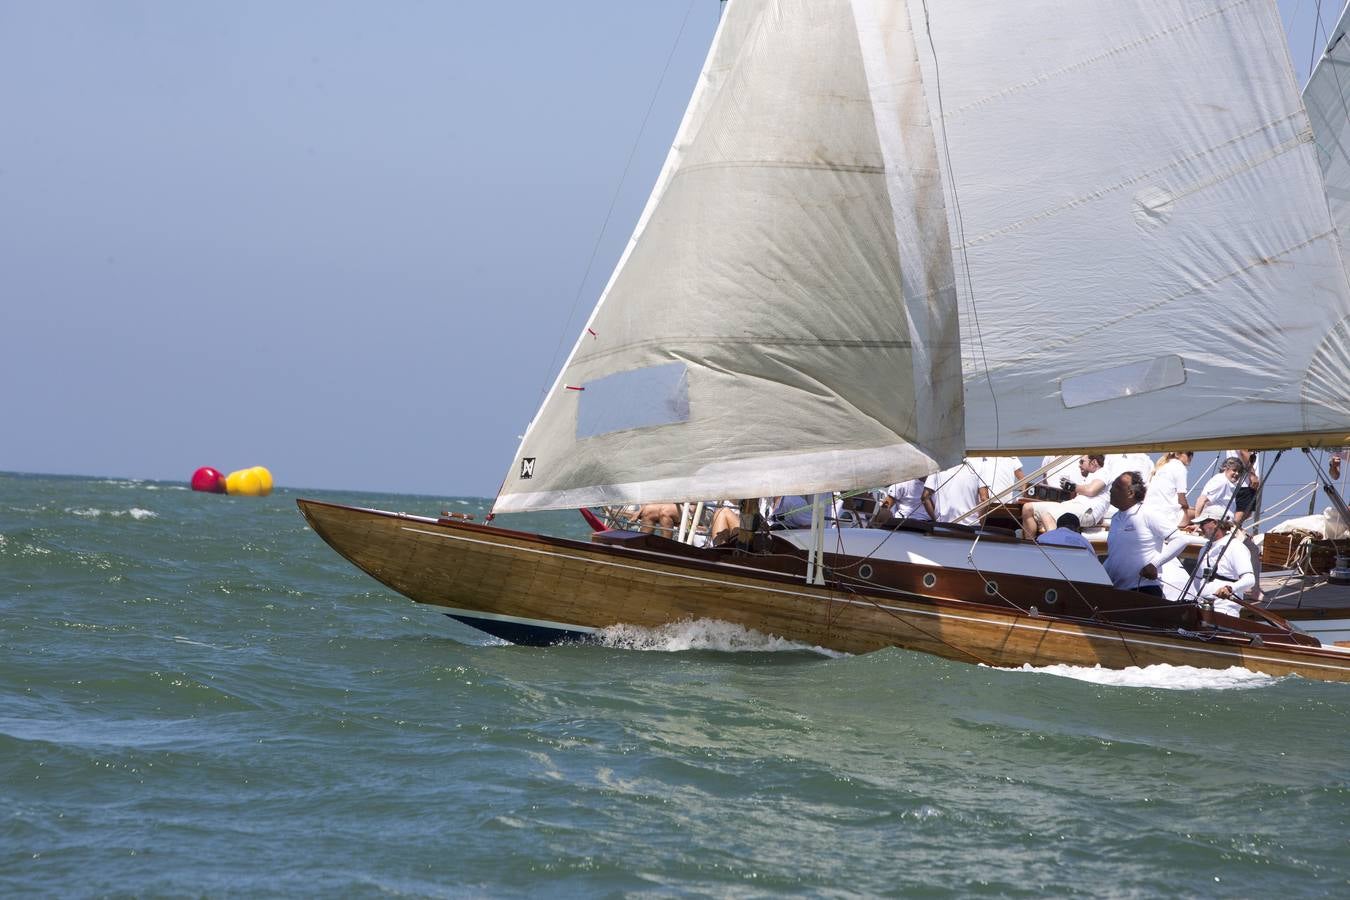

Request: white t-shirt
left=926, top=462, right=982, bottom=526
left=1104, top=504, right=1175, bottom=590
left=1197, top=471, right=1237, bottom=519
left=886, top=478, right=930, bottom=521
left=1195, top=536, right=1256, bottom=615
left=1040, top=455, right=1082, bottom=487
left=1113, top=453, right=1155, bottom=485
left=1222, top=450, right=1259, bottom=480
left=975, top=456, right=1024, bottom=500
left=1077, top=460, right=1116, bottom=523
left=1143, top=458, right=1188, bottom=525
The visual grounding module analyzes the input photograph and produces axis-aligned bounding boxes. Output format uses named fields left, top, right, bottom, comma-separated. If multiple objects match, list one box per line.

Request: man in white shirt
left=1114, top=452, right=1155, bottom=485
left=1187, top=511, right=1256, bottom=617
left=926, top=461, right=984, bottom=527
left=882, top=478, right=930, bottom=522
left=975, top=456, right=1025, bottom=510
left=1104, top=471, right=1185, bottom=596
left=1022, top=454, right=1111, bottom=539
left=1192, top=457, right=1244, bottom=522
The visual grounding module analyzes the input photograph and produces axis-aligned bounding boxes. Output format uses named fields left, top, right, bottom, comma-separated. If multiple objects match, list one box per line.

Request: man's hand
left=1140, top=563, right=1158, bottom=581
left=1215, top=586, right=1234, bottom=600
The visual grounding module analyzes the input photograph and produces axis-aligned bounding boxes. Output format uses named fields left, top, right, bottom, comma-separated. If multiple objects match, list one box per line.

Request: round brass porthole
left=985, top=581, right=999, bottom=596
left=922, top=572, right=937, bottom=588
left=1044, top=589, right=1059, bottom=605
left=858, top=564, right=874, bottom=580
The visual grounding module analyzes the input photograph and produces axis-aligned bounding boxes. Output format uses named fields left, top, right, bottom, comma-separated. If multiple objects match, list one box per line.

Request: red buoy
left=191, top=466, right=227, bottom=493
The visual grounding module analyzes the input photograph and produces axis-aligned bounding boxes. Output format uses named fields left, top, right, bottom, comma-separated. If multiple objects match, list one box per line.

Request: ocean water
left=2, top=471, right=1348, bottom=897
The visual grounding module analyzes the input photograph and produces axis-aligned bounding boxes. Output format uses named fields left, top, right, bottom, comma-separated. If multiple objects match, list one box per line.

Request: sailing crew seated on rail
left=1189, top=511, right=1256, bottom=617
left=1022, top=455, right=1110, bottom=539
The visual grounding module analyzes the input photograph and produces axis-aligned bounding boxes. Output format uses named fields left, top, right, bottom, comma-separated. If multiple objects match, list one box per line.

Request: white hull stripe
left=403, top=527, right=1350, bottom=673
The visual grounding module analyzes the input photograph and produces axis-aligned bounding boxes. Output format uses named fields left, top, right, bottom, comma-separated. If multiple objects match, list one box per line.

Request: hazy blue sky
left=0, top=1, right=1338, bottom=496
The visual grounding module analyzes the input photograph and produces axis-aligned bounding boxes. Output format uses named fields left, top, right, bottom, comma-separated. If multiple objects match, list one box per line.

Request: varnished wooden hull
left=297, top=499, right=1350, bottom=682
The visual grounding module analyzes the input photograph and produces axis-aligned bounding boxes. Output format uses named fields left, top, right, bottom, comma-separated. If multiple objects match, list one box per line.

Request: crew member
left=1188, top=512, right=1256, bottom=618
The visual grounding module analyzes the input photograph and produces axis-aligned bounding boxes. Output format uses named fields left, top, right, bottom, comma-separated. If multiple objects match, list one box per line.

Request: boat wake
left=1003, top=662, right=1282, bottom=691
left=592, top=619, right=844, bottom=656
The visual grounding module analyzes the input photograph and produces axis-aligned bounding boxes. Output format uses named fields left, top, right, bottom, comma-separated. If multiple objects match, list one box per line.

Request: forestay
left=495, top=0, right=965, bottom=513
left=913, top=0, right=1350, bottom=454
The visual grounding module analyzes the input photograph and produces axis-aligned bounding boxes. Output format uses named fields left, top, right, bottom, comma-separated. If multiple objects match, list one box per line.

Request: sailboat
left=300, top=0, right=1350, bottom=681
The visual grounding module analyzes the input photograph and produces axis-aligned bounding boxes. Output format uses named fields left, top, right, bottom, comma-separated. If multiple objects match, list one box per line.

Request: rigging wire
left=491, top=0, right=700, bottom=515
left=919, top=0, right=1001, bottom=450
left=1310, top=0, right=1327, bottom=80
left=533, top=0, right=700, bottom=412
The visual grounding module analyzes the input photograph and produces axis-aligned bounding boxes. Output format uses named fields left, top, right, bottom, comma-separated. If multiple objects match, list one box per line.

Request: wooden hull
left=297, top=499, right=1350, bottom=682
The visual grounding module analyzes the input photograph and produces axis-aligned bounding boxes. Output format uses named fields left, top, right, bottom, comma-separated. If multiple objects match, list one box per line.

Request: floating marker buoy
left=190, top=467, right=227, bottom=493
left=225, top=465, right=274, bottom=497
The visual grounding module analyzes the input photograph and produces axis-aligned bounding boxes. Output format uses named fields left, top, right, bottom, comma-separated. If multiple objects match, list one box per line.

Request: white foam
left=593, top=618, right=843, bottom=656
left=1003, top=662, right=1280, bottom=691
left=65, top=507, right=158, bottom=519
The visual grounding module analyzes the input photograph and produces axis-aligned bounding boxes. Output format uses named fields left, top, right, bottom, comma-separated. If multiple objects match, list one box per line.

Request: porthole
left=858, top=564, right=874, bottom=580
left=985, top=581, right=999, bottom=596
left=922, top=572, right=937, bottom=588
left=1044, top=589, right=1059, bottom=605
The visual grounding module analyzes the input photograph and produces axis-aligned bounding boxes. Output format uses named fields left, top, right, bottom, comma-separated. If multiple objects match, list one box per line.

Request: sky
left=0, top=1, right=1342, bottom=497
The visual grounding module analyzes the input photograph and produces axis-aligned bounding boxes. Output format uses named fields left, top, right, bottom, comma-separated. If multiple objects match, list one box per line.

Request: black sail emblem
left=520, top=458, right=536, bottom=479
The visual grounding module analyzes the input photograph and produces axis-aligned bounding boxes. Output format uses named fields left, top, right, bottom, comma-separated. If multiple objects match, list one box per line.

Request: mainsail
left=495, top=0, right=1350, bottom=514
left=911, top=0, right=1350, bottom=455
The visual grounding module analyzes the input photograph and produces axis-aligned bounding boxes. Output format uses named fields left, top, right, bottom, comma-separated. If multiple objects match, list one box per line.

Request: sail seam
left=572, top=336, right=915, bottom=366
left=674, top=159, right=889, bottom=177
left=960, top=112, right=1310, bottom=250
left=946, top=0, right=1258, bottom=119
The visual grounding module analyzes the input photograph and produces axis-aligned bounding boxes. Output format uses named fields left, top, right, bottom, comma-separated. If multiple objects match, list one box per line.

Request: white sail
left=495, top=0, right=965, bottom=513
left=912, top=0, right=1350, bottom=454
left=495, top=0, right=1350, bottom=514
left=1303, top=0, right=1350, bottom=423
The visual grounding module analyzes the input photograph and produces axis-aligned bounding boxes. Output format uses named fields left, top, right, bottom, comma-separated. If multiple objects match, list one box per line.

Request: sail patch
left=1059, top=356, right=1186, bottom=408
left=576, top=362, right=690, bottom=439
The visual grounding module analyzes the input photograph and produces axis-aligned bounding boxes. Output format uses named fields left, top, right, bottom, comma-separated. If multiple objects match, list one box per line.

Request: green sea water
left=2, top=471, right=1348, bottom=897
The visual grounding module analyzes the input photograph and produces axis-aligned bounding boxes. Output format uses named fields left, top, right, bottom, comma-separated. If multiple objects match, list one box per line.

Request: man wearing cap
left=1188, top=511, right=1256, bottom=618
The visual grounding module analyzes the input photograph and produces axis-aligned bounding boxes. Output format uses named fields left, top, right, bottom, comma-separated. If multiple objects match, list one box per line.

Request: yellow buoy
left=250, top=466, right=274, bottom=496
left=226, top=468, right=264, bottom=497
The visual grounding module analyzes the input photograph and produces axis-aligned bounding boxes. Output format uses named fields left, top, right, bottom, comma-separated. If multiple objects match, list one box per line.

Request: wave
left=1001, top=662, right=1281, bottom=691
left=592, top=618, right=844, bottom=656
left=65, top=507, right=158, bottom=519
